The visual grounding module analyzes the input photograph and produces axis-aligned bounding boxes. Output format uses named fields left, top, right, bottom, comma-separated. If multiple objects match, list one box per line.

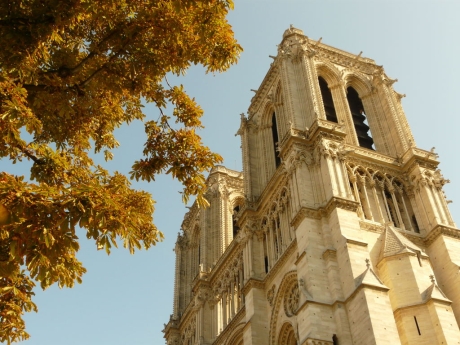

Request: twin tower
left=164, top=27, right=460, bottom=345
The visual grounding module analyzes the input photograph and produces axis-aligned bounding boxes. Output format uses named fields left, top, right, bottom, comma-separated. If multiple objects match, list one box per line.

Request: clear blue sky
left=9, top=1, right=460, bottom=344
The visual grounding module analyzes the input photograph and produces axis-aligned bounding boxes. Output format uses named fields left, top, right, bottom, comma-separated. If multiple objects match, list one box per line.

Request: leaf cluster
left=0, top=0, right=241, bottom=341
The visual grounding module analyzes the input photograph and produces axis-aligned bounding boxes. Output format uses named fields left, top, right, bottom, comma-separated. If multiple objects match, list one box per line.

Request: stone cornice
left=345, top=280, right=390, bottom=305
left=359, top=220, right=385, bottom=234
left=295, top=249, right=307, bottom=266
left=291, top=206, right=322, bottom=228
left=425, top=224, right=460, bottom=246
left=346, top=238, right=368, bottom=247
left=396, top=229, right=425, bottom=247
left=278, top=134, right=311, bottom=162
left=322, top=249, right=337, bottom=261
left=291, top=197, right=360, bottom=229
left=393, top=298, right=451, bottom=315
left=358, top=220, right=453, bottom=249
left=279, top=32, right=379, bottom=76
left=301, top=338, right=334, bottom=345
left=376, top=251, right=420, bottom=268
left=237, top=208, right=258, bottom=231
left=311, top=42, right=379, bottom=75
left=308, top=118, right=347, bottom=143
left=359, top=220, right=427, bottom=248
left=297, top=298, right=335, bottom=315
left=401, top=147, right=440, bottom=173
left=242, top=278, right=265, bottom=296
left=208, top=165, right=244, bottom=180
left=343, top=143, right=402, bottom=170
left=191, top=273, right=211, bottom=296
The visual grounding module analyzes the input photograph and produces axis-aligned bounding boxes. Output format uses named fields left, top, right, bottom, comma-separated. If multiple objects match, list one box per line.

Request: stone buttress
left=164, top=27, right=460, bottom=345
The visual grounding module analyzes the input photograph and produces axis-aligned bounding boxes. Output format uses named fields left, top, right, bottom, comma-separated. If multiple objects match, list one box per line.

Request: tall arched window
left=318, top=77, right=338, bottom=123
left=232, top=205, right=240, bottom=237
left=346, top=86, right=374, bottom=150
left=271, top=112, right=281, bottom=168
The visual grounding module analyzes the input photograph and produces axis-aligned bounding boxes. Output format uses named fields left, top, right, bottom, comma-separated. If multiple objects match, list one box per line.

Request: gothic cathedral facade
left=163, top=27, right=460, bottom=345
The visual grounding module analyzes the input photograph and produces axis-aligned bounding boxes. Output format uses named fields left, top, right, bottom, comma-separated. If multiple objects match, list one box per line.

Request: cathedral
left=163, top=27, right=460, bottom=345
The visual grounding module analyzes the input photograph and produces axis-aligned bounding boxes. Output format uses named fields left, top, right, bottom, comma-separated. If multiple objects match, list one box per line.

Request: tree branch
left=15, top=145, right=44, bottom=165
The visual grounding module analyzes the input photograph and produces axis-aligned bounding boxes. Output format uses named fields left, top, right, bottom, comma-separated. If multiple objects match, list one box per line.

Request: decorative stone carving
left=267, top=284, right=276, bottom=306
left=298, top=278, right=313, bottom=300
left=284, top=281, right=300, bottom=317
left=166, top=27, right=460, bottom=345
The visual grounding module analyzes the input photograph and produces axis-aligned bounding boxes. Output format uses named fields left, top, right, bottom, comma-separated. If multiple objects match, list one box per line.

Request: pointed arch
left=316, top=62, right=341, bottom=123
left=274, top=80, right=289, bottom=138
left=278, top=322, right=298, bottom=345
left=342, top=70, right=373, bottom=96
left=259, top=102, right=281, bottom=175
left=269, top=270, right=299, bottom=345
left=346, top=84, right=374, bottom=150
left=318, top=76, right=338, bottom=123
left=315, top=61, right=341, bottom=87
left=225, top=322, right=245, bottom=345
left=272, top=112, right=281, bottom=168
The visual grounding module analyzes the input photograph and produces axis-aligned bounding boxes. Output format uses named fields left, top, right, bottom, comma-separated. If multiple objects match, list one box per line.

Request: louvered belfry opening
left=346, top=86, right=374, bottom=150
left=232, top=205, right=240, bottom=237
left=318, top=77, right=338, bottom=123
left=271, top=112, right=281, bottom=168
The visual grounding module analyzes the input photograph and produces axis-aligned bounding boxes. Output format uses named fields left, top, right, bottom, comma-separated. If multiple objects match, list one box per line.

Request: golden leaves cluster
left=0, top=0, right=241, bottom=341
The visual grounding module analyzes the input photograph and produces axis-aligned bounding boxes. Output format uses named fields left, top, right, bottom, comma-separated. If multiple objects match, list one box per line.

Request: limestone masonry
left=163, top=27, right=460, bottom=345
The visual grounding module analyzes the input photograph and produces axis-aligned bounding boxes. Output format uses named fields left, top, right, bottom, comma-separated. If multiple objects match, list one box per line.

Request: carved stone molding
left=359, top=220, right=385, bottom=233
left=299, top=278, right=313, bottom=300
left=303, top=339, right=334, bottom=345
left=284, top=281, right=300, bottom=317
left=291, top=197, right=360, bottom=229
left=242, top=278, right=265, bottom=296
left=322, top=249, right=337, bottom=261
left=291, top=207, right=322, bottom=229
left=425, top=225, right=460, bottom=246
left=346, top=238, right=368, bottom=247
left=325, top=197, right=360, bottom=215
left=268, top=270, right=298, bottom=345
left=267, top=284, right=276, bottom=306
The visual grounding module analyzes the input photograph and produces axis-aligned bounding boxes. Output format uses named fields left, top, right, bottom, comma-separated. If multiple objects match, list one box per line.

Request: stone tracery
left=165, top=27, right=460, bottom=345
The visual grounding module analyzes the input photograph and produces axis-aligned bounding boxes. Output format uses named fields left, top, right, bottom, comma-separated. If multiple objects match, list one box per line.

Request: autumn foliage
left=0, top=0, right=241, bottom=342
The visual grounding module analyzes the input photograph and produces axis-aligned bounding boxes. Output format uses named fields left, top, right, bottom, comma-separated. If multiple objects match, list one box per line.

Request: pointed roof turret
left=379, top=225, right=425, bottom=263
left=355, top=259, right=388, bottom=290
left=422, top=275, right=451, bottom=304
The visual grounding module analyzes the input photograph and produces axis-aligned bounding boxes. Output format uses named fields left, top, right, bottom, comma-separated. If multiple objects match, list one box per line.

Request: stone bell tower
left=164, top=27, right=460, bottom=345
